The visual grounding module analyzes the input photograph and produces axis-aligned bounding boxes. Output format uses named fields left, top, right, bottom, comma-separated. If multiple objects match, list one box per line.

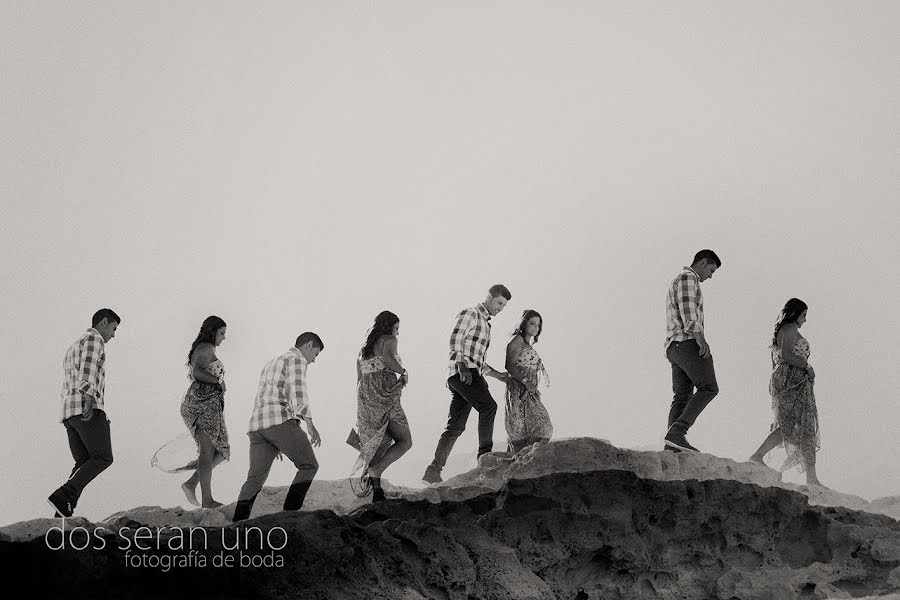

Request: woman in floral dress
left=749, top=298, right=825, bottom=487
left=504, top=309, right=552, bottom=453
left=348, top=311, right=412, bottom=502
left=153, top=316, right=230, bottom=508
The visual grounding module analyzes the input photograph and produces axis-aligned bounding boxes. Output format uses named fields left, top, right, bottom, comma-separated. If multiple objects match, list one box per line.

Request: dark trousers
left=57, top=410, right=114, bottom=505
left=233, top=420, right=319, bottom=521
left=429, top=370, right=497, bottom=470
left=666, top=340, right=719, bottom=434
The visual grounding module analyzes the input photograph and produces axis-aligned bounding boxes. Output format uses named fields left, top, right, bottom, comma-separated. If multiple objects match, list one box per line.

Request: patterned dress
left=770, top=331, right=819, bottom=472
left=505, top=344, right=553, bottom=453
left=180, top=359, right=230, bottom=463
left=348, top=355, right=407, bottom=496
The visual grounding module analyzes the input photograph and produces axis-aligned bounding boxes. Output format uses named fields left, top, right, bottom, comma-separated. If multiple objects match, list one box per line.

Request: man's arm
left=76, top=336, right=104, bottom=420
left=483, top=364, right=511, bottom=383
left=676, top=273, right=709, bottom=357
left=449, top=309, right=476, bottom=366
left=449, top=309, right=476, bottom=383
left=285, top=356, right=319, bottom=446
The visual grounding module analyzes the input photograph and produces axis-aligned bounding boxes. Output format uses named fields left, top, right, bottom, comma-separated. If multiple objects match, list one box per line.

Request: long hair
left=772, top=298, right=807, bottom=347
left=360, top=311, right=399, bottom=359
left=187, top=315, right=226, bottom=366
left=512, top=309, right=543, bottom=343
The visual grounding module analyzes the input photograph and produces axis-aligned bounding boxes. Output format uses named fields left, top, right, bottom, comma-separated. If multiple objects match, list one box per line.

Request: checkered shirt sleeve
left=60, top=329, right=106, bottom=421
left=448, top=305, right=492, bottom=376
left=664, top=268, right=705, bottom=350
left=248, top=348, right=311, bottom=433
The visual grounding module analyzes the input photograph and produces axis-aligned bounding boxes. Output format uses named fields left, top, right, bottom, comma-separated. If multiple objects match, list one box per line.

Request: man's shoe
left=422, top=466, right=442, bottom=484
left=47, top=490, right=73, bottom=518
left=664, top=431, right=699, bottom=453
left=664, top=445, right=683, bottom=454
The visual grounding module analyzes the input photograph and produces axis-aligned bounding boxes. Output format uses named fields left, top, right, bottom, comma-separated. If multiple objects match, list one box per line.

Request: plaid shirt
left=448, top=303, right=492, bottom=377
left=665, top=266, right=705, bottom=350
left=60, top=328, right=106, bottom=421
left=248, top=347, right=312, bottom=433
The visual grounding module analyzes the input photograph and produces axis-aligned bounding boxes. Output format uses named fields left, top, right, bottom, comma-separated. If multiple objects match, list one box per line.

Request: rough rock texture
left=1, top=470, right=899, bottom=599
left=870, top=498, right=900, bottom=521
left=100, top=478, right=393, bottom=531
left=2, top=438, right=898, bottom=599
left=415, top=438, right=895, bottom=520
left=7, top=438, right=888, bottom=536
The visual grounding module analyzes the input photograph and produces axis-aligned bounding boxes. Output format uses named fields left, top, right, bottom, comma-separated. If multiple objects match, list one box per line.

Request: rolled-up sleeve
left=76, top=337, right=104, bottom=399
left=449, top=309, right=475, bottom=364
left=284, top=355, right=312, bottom=422
left=676, top=273, right=703, bottom=335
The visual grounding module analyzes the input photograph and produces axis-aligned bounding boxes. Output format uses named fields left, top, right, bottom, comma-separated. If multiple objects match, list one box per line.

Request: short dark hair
left=92, top=308, right=121, bottom=327
left=692, top=249, right=721, bottom=268
left=295, top=332, right=324, bottom=351
left=488, top=284, right=511, bottom=300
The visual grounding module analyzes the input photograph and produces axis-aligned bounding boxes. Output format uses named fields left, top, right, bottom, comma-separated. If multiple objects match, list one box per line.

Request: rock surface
left=2, top=438, right=898, bottom=599
left=419, top=438, right=892, bottom=519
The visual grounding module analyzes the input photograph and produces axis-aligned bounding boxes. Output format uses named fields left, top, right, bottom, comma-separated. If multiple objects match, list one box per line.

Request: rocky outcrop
left=2, top=469, right=899, bottom=599
left=415, top=437, right=891, bottom=519
left=2, top=438, right=897, bottom=599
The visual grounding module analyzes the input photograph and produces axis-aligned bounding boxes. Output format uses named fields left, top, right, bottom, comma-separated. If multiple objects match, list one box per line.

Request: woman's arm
left=380, top=336, right=405, bottom=375
left=191, top=344, right=220, bottom=383
left=505, top=336, right=535, bottom=389
left=776, top=326, right=809, bottom=370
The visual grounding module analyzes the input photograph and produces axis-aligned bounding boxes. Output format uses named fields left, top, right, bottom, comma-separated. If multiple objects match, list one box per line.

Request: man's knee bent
left=441, top=426, right=465, bottom=440
left=478, top=399, right=497, bottom=416
left=395, top=437, right=413, bottom=454
left=292, top=457, right=318, bottom=474
left=96, top=453, right=114, bottom=470
left=701, top=382, right=719, bottom=398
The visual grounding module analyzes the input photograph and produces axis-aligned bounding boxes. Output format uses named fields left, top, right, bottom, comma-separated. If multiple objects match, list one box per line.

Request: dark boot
left=283, top=480, right=313, bottom=511
left=371, top=478, right=386, bottom=502
left=232, top=495, right=256, bottom=522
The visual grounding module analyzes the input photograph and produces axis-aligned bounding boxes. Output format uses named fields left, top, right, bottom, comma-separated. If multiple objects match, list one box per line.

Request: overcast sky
left=1, top=1, right=897, bottom=525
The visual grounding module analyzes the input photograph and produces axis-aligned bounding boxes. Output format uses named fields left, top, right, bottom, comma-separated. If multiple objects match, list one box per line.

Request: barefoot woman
left=749, top=299, right=825, bottom=487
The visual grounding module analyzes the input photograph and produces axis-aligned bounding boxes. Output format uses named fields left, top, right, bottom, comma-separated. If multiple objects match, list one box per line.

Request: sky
left=1, top=1, right=897, bottom=526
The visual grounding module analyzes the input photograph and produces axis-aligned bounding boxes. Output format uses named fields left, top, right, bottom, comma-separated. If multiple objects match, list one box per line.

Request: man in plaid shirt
left=422, top=284, right=512, bottom=484
left=47, top=308, right=121, bottom=518
left=664, top=249, right=721, bottom=453
left=233, top=332, right=324, bottom=522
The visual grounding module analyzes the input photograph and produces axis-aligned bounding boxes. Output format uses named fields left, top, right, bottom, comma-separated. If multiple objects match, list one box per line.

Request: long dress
left=151, top=360, right=230, bottom=473
left=505, top=344, right=553, bottom=453
left=348, top=355, right=407, bottom=496
left=770, top=329, right=819, bottom=472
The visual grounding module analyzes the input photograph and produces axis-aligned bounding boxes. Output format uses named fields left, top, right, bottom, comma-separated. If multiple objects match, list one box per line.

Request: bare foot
left=201, top=500, right=224, bottom=509
left=748, top=456, right=767, bottom=467
left=181, top=481, right=200, bottom=507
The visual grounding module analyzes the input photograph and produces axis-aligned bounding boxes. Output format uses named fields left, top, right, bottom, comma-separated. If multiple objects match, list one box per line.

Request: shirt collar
left=289, top=347, right=308, bottom=365
left=477, top=302, right=492, bottom=321
left=684, top=266, right=700, bottom=279
left=87, top=327, right=104, bottom=340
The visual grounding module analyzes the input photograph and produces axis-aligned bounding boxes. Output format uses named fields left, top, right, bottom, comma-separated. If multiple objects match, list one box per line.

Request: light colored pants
left=234, top=420, right=318, bottom=520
